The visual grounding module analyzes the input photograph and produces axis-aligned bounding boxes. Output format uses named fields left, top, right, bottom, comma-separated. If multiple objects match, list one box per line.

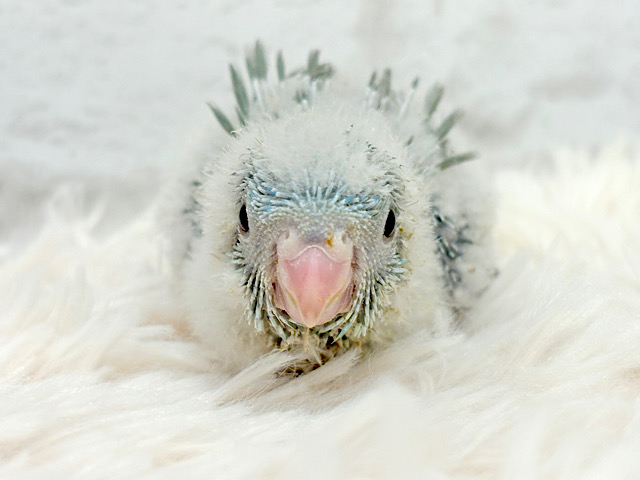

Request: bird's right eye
left=239, top=204, right=249, bottom=233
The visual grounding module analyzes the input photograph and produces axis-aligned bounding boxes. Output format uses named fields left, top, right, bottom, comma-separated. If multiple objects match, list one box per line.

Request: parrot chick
left=166, top=43, right=493, bottom=372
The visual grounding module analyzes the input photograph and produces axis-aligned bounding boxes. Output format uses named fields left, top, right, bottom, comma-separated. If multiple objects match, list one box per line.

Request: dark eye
left=383, top=209, right=396, bottom=238
left=239, top=204, right=249, bottom=233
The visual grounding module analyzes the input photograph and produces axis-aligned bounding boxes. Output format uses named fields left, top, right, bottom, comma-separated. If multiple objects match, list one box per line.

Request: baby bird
left=166, top=43, right=492, bottom=371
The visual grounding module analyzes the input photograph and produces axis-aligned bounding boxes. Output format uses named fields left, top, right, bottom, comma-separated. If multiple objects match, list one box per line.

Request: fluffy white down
left=2, top=145, right=640, bottom=478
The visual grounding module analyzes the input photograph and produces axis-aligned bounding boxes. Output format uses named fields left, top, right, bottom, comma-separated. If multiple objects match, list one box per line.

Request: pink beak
left=274, top=231, right=354, bottom=328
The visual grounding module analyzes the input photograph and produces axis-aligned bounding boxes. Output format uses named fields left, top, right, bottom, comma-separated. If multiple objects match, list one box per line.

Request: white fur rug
left=2, top=144, right=639, bottom=478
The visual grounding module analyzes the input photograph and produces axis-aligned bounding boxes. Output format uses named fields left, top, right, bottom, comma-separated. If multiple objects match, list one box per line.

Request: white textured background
left=2, top=0, right=639, bottom=242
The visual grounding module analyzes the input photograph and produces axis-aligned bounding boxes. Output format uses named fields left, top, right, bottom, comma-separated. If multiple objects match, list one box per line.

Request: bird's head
left=197, top=100, right=432, bottom=349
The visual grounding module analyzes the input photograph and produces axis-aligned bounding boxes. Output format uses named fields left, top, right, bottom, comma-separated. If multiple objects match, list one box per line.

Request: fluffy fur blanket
left=1, top=145, right=639, bottom=478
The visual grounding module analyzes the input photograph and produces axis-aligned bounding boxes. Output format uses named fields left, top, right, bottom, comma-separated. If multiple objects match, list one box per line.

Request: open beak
left=274, top=231, right=354, bottom=328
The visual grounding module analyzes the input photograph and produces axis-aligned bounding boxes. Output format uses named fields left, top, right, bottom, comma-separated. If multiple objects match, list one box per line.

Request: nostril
left=325, top=232, right=334, bottom=248
left=341, top=232, right=347, bottom=243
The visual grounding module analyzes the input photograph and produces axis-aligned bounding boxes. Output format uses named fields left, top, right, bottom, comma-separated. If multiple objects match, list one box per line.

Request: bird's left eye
left=383, top=209, right=396, bottom=238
